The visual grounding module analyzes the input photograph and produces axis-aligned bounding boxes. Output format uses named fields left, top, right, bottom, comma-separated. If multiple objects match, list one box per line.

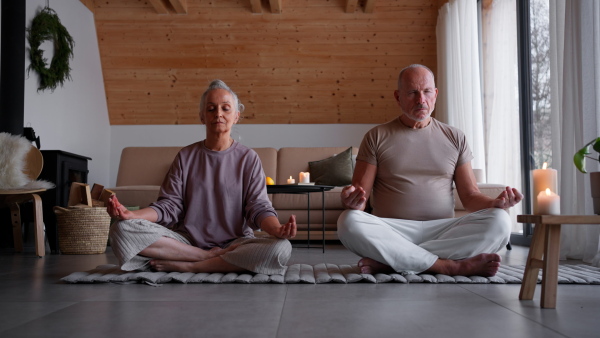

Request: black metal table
left=267, top=184, right=334, bottom=252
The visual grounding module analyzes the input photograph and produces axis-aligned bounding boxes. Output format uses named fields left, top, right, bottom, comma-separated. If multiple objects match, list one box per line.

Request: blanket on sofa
left=61, top=263, right=600, bottom=285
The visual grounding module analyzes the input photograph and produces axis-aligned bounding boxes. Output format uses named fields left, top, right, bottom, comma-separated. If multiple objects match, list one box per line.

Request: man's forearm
left=462, top=193, right=495, bottom=212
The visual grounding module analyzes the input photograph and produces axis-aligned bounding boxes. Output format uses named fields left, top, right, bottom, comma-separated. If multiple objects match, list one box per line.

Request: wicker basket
left=54, top=206, right=111, bottom=254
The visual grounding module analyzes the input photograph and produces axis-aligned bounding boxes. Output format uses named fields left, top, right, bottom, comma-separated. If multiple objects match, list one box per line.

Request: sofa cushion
left=252, top=147, right=278, bottom=181
left=109, top=185, right=160, bottom=208
left=116, top=147, right=182, bottom=187
left=308, top=147, right=353, bottom=186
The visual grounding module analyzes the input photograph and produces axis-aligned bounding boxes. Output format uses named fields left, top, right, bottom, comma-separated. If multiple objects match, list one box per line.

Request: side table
left=267, top=185, right=334, bottom=253
left=517, top=214, right=600, bottom=308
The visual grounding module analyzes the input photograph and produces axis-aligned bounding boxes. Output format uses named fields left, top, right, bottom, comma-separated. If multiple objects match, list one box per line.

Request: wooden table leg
left=519, top=223, right=547, bottom=300
left=541, top=224, right=561, bottom=308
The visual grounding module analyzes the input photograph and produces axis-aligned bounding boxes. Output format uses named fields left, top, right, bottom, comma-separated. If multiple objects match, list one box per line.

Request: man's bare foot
left=428, top=253, right=502, bottom=277
left=358, top=257, right=394, bottom=274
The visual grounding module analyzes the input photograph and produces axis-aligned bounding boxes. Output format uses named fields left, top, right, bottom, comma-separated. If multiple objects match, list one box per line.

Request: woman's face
left=201, top=89, right=240, bottom=135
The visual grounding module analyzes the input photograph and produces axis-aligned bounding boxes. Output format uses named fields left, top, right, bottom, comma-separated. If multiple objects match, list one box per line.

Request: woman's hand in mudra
left=107, top=195, right=135, bottom=220
left=262, top=215, right=297, bottom=239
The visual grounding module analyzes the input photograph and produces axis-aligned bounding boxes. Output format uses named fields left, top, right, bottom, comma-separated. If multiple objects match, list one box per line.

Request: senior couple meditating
left=108, top=64, right=523, bottom=278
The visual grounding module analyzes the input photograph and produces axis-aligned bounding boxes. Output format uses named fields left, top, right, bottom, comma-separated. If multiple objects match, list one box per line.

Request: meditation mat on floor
left=61, top=263, right=600, bottom=285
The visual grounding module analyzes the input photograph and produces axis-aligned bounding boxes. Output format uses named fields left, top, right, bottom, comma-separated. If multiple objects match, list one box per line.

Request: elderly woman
left=107, top=80, right=296, bottom=274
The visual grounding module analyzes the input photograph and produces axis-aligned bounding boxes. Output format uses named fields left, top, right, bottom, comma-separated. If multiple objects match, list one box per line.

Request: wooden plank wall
left=87, top=0, right=439, bottom=125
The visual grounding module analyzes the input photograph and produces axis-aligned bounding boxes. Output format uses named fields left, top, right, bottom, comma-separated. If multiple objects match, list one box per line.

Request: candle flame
left=542, top=162, right=548, bottom=169
left=289, top=176, right=292, bottom=179
left=545, top=188, right=551, bottom=195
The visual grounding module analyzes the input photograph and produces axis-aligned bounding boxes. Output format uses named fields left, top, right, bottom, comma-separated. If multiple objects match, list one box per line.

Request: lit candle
left=299, top=172, right=310, bottom=183
left=536, top=188, right=560, bottom=215
left=287, top=176, right=295, bottom=184
left=532, top=162, right=558, bottom=214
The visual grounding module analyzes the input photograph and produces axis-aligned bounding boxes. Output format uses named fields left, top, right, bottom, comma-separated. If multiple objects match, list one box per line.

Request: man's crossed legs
left=337, top=208, right=511, bottom=277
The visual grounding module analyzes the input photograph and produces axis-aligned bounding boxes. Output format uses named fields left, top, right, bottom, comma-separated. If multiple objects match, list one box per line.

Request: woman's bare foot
left=358, top=257, right=394, bottom=274
left=428, top=253, right=502, bottom=277
left=150, top=260, right=194, bottom=272
left=150, top=256, right=249, bottom=273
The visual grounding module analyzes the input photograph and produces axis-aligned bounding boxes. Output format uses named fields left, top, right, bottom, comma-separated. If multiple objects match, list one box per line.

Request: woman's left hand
left=262, top=215, right=297, bottom=239
left=276, top=215, right=297, bottom=239
left=107, top=195, right=135, bottom=220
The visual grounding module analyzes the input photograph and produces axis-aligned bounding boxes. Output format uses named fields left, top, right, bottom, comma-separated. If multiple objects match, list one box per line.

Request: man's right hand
left=341, top=185, right=367, bottom=210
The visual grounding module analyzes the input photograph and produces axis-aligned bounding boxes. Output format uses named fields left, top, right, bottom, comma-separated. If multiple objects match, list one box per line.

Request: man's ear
left=393, top=90, right=401, bottom=105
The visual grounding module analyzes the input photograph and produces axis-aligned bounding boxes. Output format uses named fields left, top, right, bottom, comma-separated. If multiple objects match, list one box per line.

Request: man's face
left=394, top=67, right=438, bottom=122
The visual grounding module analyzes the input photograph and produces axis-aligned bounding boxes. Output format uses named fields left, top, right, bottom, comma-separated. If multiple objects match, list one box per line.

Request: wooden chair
left=0, top=145, right=47, bottom=257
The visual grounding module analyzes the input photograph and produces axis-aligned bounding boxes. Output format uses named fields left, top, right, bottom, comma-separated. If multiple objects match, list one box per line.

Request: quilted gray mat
left=61, top=263, right=600, bottom=285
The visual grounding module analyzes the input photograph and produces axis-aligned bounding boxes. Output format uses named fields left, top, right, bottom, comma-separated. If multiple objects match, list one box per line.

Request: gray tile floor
left=1, top=243, right=599, bottom=338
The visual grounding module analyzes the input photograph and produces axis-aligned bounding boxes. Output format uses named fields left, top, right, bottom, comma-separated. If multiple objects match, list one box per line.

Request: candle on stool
left=536, top=188, right=560, bottom=215
left=299, top=172, right=310, bottom=183
left=532, top=162, right=558, bottom=214
left=287, top=176, right=295, bottom=184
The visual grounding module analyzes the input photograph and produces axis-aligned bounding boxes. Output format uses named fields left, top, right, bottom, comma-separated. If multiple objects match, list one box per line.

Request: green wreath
left=27, top=7, right=75, bottom=92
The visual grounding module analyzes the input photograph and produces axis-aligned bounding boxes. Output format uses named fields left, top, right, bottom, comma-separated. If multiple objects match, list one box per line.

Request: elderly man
left=338, top=64, right=522, bottom=277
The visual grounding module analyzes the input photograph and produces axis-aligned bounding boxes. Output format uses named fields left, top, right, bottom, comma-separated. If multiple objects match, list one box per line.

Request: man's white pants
left=337, top=208, right=511, bottom=274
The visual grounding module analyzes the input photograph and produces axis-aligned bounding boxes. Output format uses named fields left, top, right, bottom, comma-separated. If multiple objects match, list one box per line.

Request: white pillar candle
left=299, top=172, right=310, bottom=183
left=536, top=188, right=560, bottom=215
left=532, top=162, right=558, bottom=214
left=287, top=176, right=295, bottom=184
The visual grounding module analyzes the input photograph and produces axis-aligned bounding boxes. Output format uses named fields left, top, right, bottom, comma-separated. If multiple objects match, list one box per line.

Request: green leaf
left=574, top=146, right=590, bottom=173
left=592, top=137, right=600, bottom=153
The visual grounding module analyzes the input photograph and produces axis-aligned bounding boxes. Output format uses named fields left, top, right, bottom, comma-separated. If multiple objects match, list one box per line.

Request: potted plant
left=574, top=137, right=600, bottom=213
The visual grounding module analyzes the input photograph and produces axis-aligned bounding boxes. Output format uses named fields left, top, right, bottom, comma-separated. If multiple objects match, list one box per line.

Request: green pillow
left=308, top=147, right=353, bottom=186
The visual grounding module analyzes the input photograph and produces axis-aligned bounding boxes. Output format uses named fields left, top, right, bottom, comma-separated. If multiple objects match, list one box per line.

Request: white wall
left=24, top=0, right=110, bottom=186
left=109, top=124, right=376, bottom=186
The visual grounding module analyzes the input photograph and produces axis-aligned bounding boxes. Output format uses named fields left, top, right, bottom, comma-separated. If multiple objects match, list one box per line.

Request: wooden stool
left=517, top=215, right=600, bottom=308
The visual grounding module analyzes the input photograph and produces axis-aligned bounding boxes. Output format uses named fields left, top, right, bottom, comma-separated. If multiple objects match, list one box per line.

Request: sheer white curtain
left=551, top=0, right=600, bottom=266
left=436, top=0, right=486, bottom=172
left=437, top=0, right=521, bottom=231
left=480, top=0, right=522, bottom=229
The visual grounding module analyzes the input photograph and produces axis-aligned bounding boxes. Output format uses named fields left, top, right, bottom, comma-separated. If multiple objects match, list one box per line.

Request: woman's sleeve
left=243, top=153, right=277, bottom=230
left=149, top=153, right=186, bottom=227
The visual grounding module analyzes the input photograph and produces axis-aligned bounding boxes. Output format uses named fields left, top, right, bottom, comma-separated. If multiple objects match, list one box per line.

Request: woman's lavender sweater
left=149, top=140, right=277, bottom=249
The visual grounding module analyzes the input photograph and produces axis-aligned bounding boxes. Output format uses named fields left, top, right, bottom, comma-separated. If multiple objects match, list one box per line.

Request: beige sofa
left=111, top=146, right=506, bottom=240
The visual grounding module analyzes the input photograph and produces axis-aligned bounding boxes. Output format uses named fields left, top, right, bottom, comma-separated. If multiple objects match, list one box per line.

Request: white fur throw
left=0, top=132, right=55, bottom=190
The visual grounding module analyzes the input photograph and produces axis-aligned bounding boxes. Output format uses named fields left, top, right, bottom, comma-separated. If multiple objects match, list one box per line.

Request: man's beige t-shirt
left=357, top=117, right=473, bottom=221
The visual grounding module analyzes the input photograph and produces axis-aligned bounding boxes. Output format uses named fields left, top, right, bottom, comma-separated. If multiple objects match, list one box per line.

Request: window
left=478, top=0, right=550, bottom=242
left=530, top=0, right=552, bottom=169
left=479, top=0, right=523, bottom=235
